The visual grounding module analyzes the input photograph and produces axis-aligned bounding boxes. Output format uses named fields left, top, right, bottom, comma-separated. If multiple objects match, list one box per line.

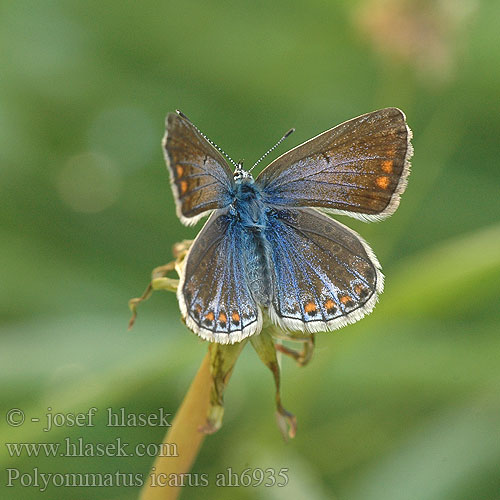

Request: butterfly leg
left=275, top=334, right=315, bottom=367
left=172, top=239, right=194, bottom=260
left=200, top=340, right=248, bottom=434
left=128, top=240, right=194, bottom=329
left=251, top=329, right=297, bottom=440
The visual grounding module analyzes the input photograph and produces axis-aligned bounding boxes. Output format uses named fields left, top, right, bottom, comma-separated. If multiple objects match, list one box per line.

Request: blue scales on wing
left=264, top=208, right=384, bottom=333
left=163, top=112, right=235, bottom=225
left=256, top=108, right=412, bottom=221
left=179, top=212, right=262, bottom=344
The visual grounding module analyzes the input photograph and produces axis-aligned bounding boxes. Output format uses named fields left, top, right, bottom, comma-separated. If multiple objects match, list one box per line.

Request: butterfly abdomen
left=241, top=227, right=272, bottom=307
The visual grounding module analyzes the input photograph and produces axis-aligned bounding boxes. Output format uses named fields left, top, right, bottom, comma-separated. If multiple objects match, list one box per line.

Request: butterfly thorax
left=231, top=176, right=272, bottom=306
left=231, top=176, right=267, bottom=228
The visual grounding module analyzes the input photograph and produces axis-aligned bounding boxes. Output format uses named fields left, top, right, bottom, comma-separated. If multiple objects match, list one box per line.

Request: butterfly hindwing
left=264, top=207, right=383, bottom=332
left=179, top=212, right=262, bottom=344
left=163, top=112, right=234, bottom=225
left=257, top=108, right=412, bottom=221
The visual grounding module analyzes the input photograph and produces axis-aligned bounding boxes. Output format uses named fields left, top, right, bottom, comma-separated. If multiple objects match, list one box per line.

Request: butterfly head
left=233, top=162, right=253, bottom=183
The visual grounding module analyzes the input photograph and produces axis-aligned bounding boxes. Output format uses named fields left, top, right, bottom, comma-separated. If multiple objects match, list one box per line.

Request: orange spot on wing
left=354, top=285, right=363, bottom=295
left=205, top=311, right=214, bottom=322
left=387, top=146, right=397, bottom=158
left=324, top=299, right=335, bottom=310
left=176, top=165, right=184, bottom=177
left=376, top=176, right=390, bottom=189
left=304, top=302, right=317, bottom=313
left=219, top=312, right=227, bottom=323
left=340, top=295, right=352, bottom=304
left=231, top=311, right=240, bottom=323
left=382, top=160, right=393, bottom=173
left=179, top=180, right=188, bottom=194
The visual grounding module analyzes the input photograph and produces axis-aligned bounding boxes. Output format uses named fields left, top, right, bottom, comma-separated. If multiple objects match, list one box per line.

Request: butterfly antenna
left=175, top=110, right=239, bottom=168
left=248, top=128, right=295, bottom=172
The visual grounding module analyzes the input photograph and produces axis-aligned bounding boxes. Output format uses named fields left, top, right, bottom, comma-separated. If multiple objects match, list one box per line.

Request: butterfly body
left=163, top=108, right=412, bottom=344
left=228, top=177, right=274, bottom=307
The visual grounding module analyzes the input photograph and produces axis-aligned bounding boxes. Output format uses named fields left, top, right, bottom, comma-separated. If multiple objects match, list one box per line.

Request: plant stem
left=140, top=352, right=211, bottom=500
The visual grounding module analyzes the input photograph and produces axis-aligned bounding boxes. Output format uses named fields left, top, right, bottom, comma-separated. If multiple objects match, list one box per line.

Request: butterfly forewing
left=256, top=108, right=412, bottom=221
left=264, top=208, right=383, bottom=332
left=179, top=212, right=262, bottom=344
left=163, top=113, right=234, bottom=225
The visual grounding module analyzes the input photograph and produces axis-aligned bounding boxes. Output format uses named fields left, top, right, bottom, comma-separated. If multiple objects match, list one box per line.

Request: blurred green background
left=1, top=0, right=500, bottom=498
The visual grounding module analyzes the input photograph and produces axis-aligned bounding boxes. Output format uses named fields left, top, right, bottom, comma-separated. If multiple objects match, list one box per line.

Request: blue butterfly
left=163, top=109, right=412, bottom=344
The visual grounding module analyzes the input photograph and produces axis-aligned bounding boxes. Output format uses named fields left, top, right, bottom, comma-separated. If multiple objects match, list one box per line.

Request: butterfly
left=163, top=108, right=412, bottom=344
